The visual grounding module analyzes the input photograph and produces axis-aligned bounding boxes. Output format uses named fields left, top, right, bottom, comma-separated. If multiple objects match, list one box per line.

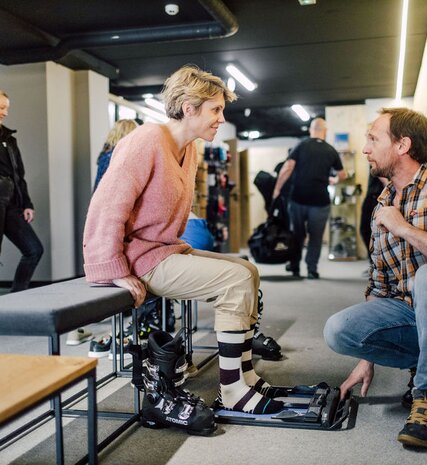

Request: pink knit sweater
left=83, top=123, right=197, bottom=283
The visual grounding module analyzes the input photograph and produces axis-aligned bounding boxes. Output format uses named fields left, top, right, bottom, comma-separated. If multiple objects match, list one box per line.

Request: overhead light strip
left=395, top=0, right=409, bottom=102
left=226, top=65, right=257, bottom=91
left=291, top=104, right=310, bottom=122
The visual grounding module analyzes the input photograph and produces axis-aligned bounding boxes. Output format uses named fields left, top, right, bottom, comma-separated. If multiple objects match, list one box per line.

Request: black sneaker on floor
left=307, top=271, right=320, bottom=279
left=397, top=389, right=427, bottom=448
left=88, top=335, right=112, bottom=358
left=402, top=368, right=416, bottom=408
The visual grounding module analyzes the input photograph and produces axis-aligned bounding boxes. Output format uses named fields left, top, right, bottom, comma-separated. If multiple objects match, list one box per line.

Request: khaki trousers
left=140, top=249, right=260, bottom=331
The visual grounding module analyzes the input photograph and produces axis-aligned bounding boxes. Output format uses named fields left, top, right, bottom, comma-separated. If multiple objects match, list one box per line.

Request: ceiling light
left=144, top=97, right=166, bottom=113
left=140, top=106, right=169, bottom=123
left=227, top=77, right=236, bottom=92
left=244, top=108, right=251, bottom=117
left=298, top=0, right=316, bottom=5
left=291, top=104, right=310, bottom=122
left=395, top=0, right=409, bottom=102
left=248, top=130, right=261, bottom=139
left=111, top=35, right=120, bottom=40
left=165, top=4, right=179, bottom=15
left=226, top=65, right=257, bottom=91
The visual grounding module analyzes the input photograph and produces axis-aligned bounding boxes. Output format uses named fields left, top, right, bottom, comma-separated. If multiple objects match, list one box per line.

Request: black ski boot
left=402, top=368, right=417, bottom=408
left=138, top=330, right=216, bottom=436
left=252, top=290, right=283, bottom=361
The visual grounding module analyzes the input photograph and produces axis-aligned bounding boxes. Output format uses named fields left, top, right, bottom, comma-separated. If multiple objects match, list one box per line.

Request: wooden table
left=0, top=354, right=97, bottom=465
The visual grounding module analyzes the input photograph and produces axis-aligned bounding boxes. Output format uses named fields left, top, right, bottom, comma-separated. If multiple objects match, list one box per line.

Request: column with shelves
left=328, top=150, right=362, bottom=260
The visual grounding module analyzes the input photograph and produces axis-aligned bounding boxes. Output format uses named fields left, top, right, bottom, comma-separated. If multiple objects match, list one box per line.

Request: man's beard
left=370, top=160, right=396, bottom=179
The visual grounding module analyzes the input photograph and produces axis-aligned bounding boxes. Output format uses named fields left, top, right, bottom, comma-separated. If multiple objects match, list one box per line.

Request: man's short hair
left=0, top=90, right=9, bottom=99
left=380, top=107, right=427, bottom=163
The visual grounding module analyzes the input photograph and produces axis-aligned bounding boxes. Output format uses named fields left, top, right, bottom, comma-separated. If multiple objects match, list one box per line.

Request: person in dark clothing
left=272, top=118, right=346, bottom=278
left=360, top=173, right=387, bottom=256
left=0, top=90, right=43, bottom=292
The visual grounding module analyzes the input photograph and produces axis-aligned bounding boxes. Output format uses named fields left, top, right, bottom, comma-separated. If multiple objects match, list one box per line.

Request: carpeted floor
left=1, top=248, right=426, bottom=464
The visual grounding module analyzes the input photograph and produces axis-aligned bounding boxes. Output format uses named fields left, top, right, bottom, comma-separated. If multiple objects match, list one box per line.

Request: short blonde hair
left=105, top=119, right=138, bottom=149
left=161, top=65, right=237, bottom=120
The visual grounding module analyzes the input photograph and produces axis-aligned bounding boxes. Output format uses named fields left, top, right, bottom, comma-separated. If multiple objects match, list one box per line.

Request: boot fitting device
left=129, top=330, right=216, bottom=436
left=252, top=290, right=283, bottom=361
left=213, top=382, right=356, bottom=431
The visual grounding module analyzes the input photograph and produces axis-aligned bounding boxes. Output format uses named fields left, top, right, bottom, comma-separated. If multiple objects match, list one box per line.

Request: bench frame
left=0, top=281, right=218, bottom=464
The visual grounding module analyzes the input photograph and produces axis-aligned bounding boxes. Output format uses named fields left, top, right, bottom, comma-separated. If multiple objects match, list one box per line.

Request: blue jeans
left=4, top=207, right=43, bottom=292
left=289, top=201, right=330, bottom=273
left=324, top=264, right=427, bottom=391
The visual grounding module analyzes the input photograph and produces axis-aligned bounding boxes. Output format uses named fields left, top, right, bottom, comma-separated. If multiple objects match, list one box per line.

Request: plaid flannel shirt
left=365, top=164, right=427, bottom=307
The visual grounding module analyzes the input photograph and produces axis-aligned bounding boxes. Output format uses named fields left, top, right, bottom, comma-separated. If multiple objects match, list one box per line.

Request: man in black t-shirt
left=0, top=90, right=43, bottom=292
left=272, top=118, right=346, bottom=278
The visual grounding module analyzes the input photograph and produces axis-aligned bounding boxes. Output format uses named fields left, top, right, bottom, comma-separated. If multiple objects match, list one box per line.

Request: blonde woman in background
left=93, top=119, right=139, bottom=191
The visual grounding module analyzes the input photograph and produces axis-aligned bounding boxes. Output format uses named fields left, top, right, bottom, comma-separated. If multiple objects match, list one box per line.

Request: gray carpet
left=2, top=249, right=426, bottom=464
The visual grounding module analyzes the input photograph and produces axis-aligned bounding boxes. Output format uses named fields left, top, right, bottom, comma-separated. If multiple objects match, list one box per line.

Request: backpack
left=248, top=216, right=296, bottom=264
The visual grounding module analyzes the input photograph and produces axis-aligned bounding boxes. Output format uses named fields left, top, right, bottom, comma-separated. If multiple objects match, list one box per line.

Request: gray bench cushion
left=0, top=278, right=133, bottom=336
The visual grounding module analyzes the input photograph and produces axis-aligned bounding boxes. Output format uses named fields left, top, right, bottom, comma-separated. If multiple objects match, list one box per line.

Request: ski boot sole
left=141, top=414, right=216, bottom=436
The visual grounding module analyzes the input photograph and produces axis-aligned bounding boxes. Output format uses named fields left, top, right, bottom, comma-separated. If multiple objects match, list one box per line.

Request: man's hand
left=374, top=206, right=409, bottom=238
left=23, top=208, right=34, bottom=223
left=340, top=359, right=374, bottom=400
left=112, top=275, right=146, bottom=308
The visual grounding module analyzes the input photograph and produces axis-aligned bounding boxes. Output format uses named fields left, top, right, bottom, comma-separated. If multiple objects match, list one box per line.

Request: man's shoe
left=307, top=271, right=320, bottom=279
left=285, top=263, right=300, bottom=277
left=402, top=368, right=416, bottom=408
left=398, top=389, right=427, bottom=448
left=88, top=335, right=112, bottom=358
left=109, top=336, right=133, bottom=360
left=66, top=328, right=93, bottom=346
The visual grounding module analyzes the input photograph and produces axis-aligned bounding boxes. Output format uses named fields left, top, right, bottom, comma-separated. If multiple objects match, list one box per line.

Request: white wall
left=414, top=39, right=427, bottom=114
left=46, top=62, right=76, bottom=279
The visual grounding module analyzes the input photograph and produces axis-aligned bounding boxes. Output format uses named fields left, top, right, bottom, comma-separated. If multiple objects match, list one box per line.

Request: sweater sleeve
left=83, top=130, right=155, bottom=282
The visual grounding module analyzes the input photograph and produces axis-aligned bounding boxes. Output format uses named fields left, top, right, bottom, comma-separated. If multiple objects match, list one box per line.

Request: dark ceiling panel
left=0, top=0, right=426, bottom=139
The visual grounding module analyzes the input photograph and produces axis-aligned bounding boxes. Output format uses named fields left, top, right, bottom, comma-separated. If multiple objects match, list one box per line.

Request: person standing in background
left=0, top=90, right=43, bottom=293
left=360, top=173, right=388, bottom=259
left=93, top=119, right=139, bottom=191
left=272, top=117, right=346, bottom=279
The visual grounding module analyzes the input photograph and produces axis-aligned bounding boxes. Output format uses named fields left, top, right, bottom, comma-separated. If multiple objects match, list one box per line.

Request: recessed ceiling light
left=165, top=4, right=179, bottom=15
left=298, top=0, right=316, bottom=5
left=248, top=130, right=261, bottom=139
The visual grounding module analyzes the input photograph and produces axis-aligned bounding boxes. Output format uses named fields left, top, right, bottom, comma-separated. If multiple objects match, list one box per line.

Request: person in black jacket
left=0, top=90, right=43, bottom=292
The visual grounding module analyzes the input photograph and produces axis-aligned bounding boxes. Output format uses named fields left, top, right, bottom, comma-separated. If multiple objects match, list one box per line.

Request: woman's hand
left=23, top=208, right=34, bottom=223
left=112, top=275, right=147, bottom=307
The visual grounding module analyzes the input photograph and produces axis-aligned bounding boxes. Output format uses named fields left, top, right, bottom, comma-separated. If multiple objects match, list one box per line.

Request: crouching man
left=324, top=107, right=427, bottom=448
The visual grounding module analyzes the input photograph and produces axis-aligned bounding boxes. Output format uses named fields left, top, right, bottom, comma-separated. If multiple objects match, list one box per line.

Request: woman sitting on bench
left=83, top=65, right=284, bottom=433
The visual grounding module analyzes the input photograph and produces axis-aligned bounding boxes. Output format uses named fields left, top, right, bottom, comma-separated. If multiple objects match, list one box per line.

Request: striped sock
left=242, top=326, right=272, bottom=395
left=217, top=331, right=283, bottom=414
left=242, top=326, right=288, bottom=399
